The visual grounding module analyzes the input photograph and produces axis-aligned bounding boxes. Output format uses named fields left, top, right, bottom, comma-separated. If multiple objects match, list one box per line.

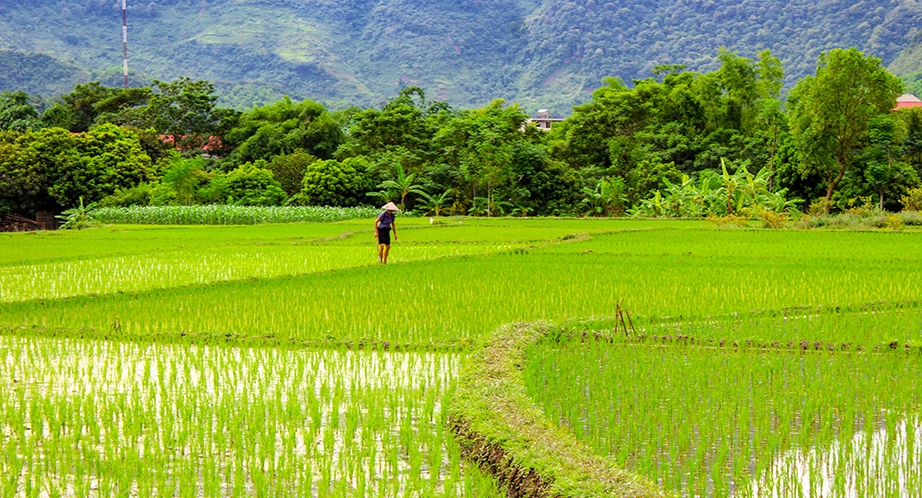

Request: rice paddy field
left=1, top=216, right=921, bottom=496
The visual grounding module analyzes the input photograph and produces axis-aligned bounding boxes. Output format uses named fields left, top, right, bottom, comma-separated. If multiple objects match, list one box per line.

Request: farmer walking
left=375, top=202, right=399, bottom=264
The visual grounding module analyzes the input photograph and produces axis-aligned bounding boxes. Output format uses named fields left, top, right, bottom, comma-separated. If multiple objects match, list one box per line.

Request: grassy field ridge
left=449, top=321, right=671, bottom=498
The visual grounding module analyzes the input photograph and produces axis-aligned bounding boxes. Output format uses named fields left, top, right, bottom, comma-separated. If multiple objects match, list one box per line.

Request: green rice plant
left=524, top=334, right=922, bottom=497
left=1, top=218, right=632, bottom=302
left=2, top=218, right=921, bottom=496
left=0, top=223, right=364, bottom=266
left=4, top=230, right=920, bottom=347
left=0, top=237, right=514, bottom=302
left=0, top=335, right=505, bottom=497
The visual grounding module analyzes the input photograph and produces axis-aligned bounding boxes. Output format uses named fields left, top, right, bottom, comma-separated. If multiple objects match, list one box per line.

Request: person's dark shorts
left=378, top=226, right=391, bottom=245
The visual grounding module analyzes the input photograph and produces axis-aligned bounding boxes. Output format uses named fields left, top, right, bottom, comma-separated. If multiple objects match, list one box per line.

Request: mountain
left=1, top=0, right=922, bottom=113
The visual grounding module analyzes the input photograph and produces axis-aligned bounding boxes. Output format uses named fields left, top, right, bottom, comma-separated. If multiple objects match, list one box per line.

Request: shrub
left=899, top=210, right=922, bottom=226
left=268, top=150, right=319, bottom=197
left=98, top=183, right=155, bottom=207
left=843, top=196, right=876, bottom=217
left=298, top=157, right=374, bottom=207
left=759, top=209, right=788, bottom=229
left=886, top=214, right=903, bottom=230
left=161, top=156, right=210, bottom=205
left=807, top=198, right=828, bottom=216
left=902, top=187, right=922, bottom=212
left=222, top=161, right=287, bottom=206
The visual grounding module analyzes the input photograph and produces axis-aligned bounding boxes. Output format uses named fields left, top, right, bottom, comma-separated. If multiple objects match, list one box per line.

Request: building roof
left=895, top=94, right=922, bottom=109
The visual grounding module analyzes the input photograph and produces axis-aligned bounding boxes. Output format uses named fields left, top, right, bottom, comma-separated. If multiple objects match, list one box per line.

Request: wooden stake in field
left=614, top=300, right=636, bottom=339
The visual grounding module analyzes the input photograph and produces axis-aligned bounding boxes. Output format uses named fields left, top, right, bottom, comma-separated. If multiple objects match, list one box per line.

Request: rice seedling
left=524, top=334, right=922, bottom=497
left=0, top=223, right=359, bottom=266
left=2, top=219, right=921, bottom=496
left=0, top=335, right=505, bottom=497
left=4, top=229, right=920, bottom=347
left=2, top=218, right=624, bottom=302
left=0, top=238, right=514, bottom=302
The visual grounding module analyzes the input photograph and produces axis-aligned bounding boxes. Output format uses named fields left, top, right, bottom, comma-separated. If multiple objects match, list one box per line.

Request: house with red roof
left=895, top=94, right=922, bottom=110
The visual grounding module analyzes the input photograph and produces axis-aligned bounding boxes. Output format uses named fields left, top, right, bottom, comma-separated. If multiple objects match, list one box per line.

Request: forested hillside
left=1, top=0, right=922, bottom=112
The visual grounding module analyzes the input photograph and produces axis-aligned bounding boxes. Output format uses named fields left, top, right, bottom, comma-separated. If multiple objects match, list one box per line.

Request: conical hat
left=381, top=202, right=400, bottom=211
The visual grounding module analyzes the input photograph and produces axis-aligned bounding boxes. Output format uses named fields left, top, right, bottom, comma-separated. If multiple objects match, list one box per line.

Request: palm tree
left=375, top=164, right=426, bottom=210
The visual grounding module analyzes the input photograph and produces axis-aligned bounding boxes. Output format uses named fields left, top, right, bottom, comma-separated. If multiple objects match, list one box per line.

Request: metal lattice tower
left=122, top=0, right=128, bottom=88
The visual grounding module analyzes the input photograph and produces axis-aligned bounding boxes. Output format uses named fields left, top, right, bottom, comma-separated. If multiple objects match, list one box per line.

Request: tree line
left=1, top=47, right=921, bottom=220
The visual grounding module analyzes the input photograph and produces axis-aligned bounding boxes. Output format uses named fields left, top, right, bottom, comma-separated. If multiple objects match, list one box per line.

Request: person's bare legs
left=382, top=244, right=391, bottom=264
left=378, top=244, right=385, bottom=263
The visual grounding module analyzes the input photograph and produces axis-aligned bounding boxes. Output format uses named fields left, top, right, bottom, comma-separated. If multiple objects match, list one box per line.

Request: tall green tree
left=0, top=124, right=156, bottom=214
left=339, top=86, right=446, bottom=175
left=160, top=156, right=210, bottom=206
left=0, top=134, right=42, bottom=216
left=267, top=150, right=320, bottom=197
left=562, top=77, right=663, bottom=173
left=58, top=82, right=151, bottom=132
left=141, top=78, right=231, bottom=149
left=788, top=48, right=903, bottom=212
left=896, top=107, right=922, bottom=175
left=299, top=157, right=374, bottom=207
left=0, top=91, right=42, bottom=132
left=225, top=97, right=342, bottom=163
left=433, top=100, right=527, bottom=214
left=852, top=115, right=919, bottom=210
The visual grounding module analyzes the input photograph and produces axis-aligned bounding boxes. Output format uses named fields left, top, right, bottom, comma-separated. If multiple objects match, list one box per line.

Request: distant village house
left=895, top=94, right=922, bottom=110
left=526, top=109, right=564, bottom=130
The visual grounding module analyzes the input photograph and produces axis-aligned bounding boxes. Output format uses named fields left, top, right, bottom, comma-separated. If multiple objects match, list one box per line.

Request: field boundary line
left=448, top=321, right=672, bottom=498
left=546, top=328, right=922, bottom=357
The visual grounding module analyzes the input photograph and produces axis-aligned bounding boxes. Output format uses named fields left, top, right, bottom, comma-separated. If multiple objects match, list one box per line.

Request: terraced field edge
left=447, top=321, right=671, bottom=498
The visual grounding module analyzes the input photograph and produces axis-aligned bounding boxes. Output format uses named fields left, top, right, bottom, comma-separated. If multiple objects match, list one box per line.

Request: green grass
left=449, top=323, right=669, bottom=498
left=541, top=228, right=922, bottom=261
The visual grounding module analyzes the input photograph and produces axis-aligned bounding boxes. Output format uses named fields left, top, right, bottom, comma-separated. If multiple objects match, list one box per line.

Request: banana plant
left=630, top=190, right=665, bottom=217
left=690, top=175, right=715, bottom=217
left=374, top=163, right=426, bottom=210
left=714, top=158, right=743, bottom=215
left=662, top=175, right=697, bottom=217
left=580, top=177, right=627, bottom=216
left=416, top=189, right=452, bottom=217
left=633, top=157, right=795, bottom=218
left=760, top=188, right=800, bottom=213
left=509, top=205, right=534, bottom=217
left=56, top=197, right=98, bottom=230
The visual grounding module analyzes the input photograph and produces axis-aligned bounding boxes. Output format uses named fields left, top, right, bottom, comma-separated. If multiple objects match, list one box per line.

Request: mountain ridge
left=1, top=0, right=922, bottom=112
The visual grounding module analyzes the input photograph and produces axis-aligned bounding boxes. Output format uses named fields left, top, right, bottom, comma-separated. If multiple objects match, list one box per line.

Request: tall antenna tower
left=122, top=0, right=128, bottom=88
